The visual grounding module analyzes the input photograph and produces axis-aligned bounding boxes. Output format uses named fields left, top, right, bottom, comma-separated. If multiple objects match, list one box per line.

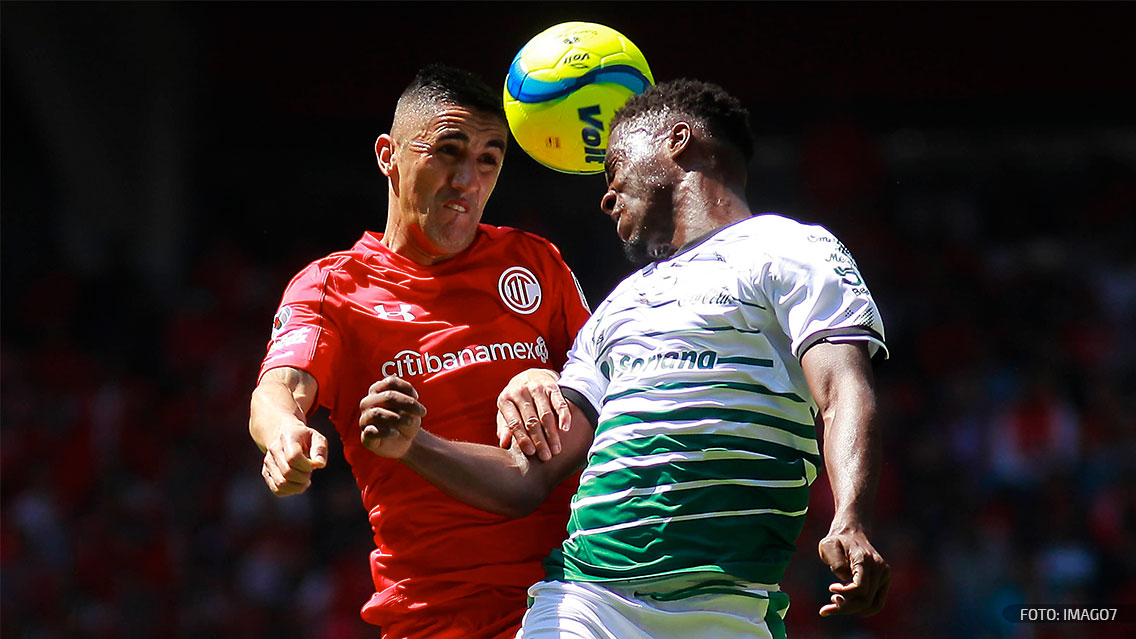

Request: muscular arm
left=249, top=366, right=329, bottom=496
left=358, top=375, right=592, bottom=518
left=403, top=408, right=589, bottom=518
left=801, top=341, right=889, bottom=617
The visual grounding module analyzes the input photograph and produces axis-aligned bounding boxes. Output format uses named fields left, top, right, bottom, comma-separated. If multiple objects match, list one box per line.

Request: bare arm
left=801, top=341, right=889, bottom=617
left=358, top=374, right=592, bottom=518
left=403, top=417, right=588, bottom=517
left=249, top=366, right=329, bottom=496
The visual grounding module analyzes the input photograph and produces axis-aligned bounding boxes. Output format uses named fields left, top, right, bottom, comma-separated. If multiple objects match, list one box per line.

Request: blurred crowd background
left=2, top=3, right=1133, bottom=638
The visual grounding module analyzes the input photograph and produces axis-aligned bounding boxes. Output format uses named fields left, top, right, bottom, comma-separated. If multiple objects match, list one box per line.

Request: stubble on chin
left=622, top=238, right=651, bottom=267
left=622, top=238, right=674, bottom=267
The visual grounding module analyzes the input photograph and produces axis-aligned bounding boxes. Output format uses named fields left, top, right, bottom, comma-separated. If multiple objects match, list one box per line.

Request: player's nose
left=451, top=157, right=478, bottom=192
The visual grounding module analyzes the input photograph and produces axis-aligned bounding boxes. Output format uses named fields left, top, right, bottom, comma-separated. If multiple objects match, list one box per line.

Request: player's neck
left=671, top=175, right=751, bottom=247
left=380, top=215, right=463, bottom=266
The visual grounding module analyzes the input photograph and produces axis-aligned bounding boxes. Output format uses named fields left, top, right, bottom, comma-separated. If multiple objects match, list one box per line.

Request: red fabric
left=258, top=225, right=589, bottom=634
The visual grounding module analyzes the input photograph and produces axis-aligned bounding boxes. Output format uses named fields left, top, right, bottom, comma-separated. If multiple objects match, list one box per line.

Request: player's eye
left=478, top=153, right=501, bottom=167
left=437, top=143, right=461, bottom=156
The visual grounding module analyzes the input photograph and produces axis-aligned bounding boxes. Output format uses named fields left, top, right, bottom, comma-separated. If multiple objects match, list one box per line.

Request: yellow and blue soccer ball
left=504, top=22, right=654, bottom=174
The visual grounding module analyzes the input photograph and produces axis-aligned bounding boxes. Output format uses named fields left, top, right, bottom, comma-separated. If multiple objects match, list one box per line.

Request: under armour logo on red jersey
left=374, top=303, right=416, bottom=321
left=498, top=266, right=542, bottom=315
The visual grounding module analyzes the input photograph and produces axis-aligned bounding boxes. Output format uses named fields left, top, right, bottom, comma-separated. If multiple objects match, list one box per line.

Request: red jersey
left=258, top=224, right=590, bottom=631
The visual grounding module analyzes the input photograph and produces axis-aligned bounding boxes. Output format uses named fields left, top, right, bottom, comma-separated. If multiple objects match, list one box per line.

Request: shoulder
left=475, top=223, right=570, bottom=263
left=737, top=213, right=817, bottom=241
left=729, top=214, right=848, bottom=258
left=284, top=247, right=360, bottom=291
left=478, top=223, right=559, bottom=249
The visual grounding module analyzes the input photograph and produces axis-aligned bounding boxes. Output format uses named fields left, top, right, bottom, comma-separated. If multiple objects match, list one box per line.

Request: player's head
left=376, top=64, right=508, bottom=264
left=601, top=79, right=754, bottom=265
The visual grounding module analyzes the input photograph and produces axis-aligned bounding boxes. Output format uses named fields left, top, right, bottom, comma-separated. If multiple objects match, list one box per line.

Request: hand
left=817, top=526, right=889, bottom=617
left=495, top=368, right=570, bottom=461
left=261, top=423, right=328, bottom=497
left=358, top=376, right=427, bottom=459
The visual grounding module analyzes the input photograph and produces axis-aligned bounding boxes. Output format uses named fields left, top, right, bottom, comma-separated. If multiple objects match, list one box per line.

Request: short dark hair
left=396, top=63, right=505, bottom=123
left=611, top=79, right=754, bottom=161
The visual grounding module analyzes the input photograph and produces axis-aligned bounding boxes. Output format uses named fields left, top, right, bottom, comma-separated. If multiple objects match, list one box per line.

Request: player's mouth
left=442, top=200, right=470, bottom=214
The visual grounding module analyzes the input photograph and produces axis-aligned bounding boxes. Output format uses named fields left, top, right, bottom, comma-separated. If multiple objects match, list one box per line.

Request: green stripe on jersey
left=604, top=380, right=806, bottom=404
left=572, top=476, right=808, bottom=510
left=547, top=505, right=805, bottom=584
left=767, top=591, right=790, bottom=639
left=580, top=454, right=814, bottom=495
left=571, top=477, right=810, bottom=530
left=717, top=356, right=775, bottom=367
left=599, top=407, right=816, bottom=440
left=586, top=433, right=819, bottom=474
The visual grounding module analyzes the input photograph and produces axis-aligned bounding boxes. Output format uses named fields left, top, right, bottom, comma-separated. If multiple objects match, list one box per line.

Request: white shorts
left=517, top=579, right=789, bottom=639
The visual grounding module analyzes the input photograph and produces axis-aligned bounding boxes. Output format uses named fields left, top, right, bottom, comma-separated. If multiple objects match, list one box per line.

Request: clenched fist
left=358, top=376, right=427, bottom=459
left=261, top=425, right=328, bottom=496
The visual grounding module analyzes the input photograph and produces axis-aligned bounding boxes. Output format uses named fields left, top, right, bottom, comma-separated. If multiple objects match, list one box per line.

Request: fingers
left=829, top=560, right=864, bottom=593
left=262, top=429, right=322, bottom=496
left=361, top=423, right=400, bottom=443
left=498, top=396, right=539, bottom=458
left=282, top=433, right=315, bottom=473
left=516, top=399, right=552, bottom=460
left=360, top=382, right=427, bottom=418
left=863, top=563, right=891, bottom=617
left=843, top=552, right=889, bottom=617
left=818, top=598, right=844, bottom=618
left=817, top=534, right=890, bottom=617
left=495, top=369, right=566, bottom=462
left=367, top=375, right=419, bottom=399
left=358, top=376, right=427, bottom=432
left=528, top=390, right=561, bottom=458
left=497, top=412, right=514, bottom=449
left=359, top=403, right=421, bottom=430
left=550, top=385, right=572, bottom=432
left=821, top=564, right=885, bottom=616
left=357, top=377, right=426, bottom=459
left=309, top=429, right=329, bottom=468
left=262, top=460, right=309, bottom=496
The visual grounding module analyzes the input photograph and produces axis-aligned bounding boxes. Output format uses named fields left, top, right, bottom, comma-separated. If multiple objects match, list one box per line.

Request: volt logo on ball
left=578, top=105, right=605, bottom=165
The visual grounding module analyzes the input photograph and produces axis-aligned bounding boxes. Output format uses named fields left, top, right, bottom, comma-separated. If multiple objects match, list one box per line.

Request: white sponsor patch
left=269, top=327, right=312, bottom=353
left=498, top=266, right=542, bottom=315
left=263, top=350, right=295, bottom=364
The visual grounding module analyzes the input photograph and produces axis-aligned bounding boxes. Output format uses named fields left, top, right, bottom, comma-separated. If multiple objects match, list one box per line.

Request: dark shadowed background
left=2, top=2, right=1134, bottom=638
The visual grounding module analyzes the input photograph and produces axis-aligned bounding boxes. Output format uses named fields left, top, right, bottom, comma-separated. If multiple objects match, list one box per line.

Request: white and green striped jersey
left=550, top=214, right=887, bottom=588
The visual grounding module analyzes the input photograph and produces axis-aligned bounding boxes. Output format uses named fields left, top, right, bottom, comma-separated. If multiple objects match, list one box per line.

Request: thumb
left=309, top=429, right=329, bottom=468
left=819, top=537, right=852, bottom=582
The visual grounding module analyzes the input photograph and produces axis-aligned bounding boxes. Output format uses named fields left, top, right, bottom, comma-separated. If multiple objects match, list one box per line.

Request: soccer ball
left=504, top=22, right=654, bottom=174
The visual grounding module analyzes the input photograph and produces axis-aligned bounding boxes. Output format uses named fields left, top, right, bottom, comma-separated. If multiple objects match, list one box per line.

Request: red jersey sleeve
left=257, top=258, right=345, bottom=414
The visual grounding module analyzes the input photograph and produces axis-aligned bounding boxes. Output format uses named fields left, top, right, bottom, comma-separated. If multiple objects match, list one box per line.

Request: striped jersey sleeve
left=759, top=218, right=888, bottom=360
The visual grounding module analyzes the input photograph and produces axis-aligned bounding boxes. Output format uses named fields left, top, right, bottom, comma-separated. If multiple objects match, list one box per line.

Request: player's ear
left=376, top=134, right=398, bottom=179
left=666, top=121, right=693, bottom=159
